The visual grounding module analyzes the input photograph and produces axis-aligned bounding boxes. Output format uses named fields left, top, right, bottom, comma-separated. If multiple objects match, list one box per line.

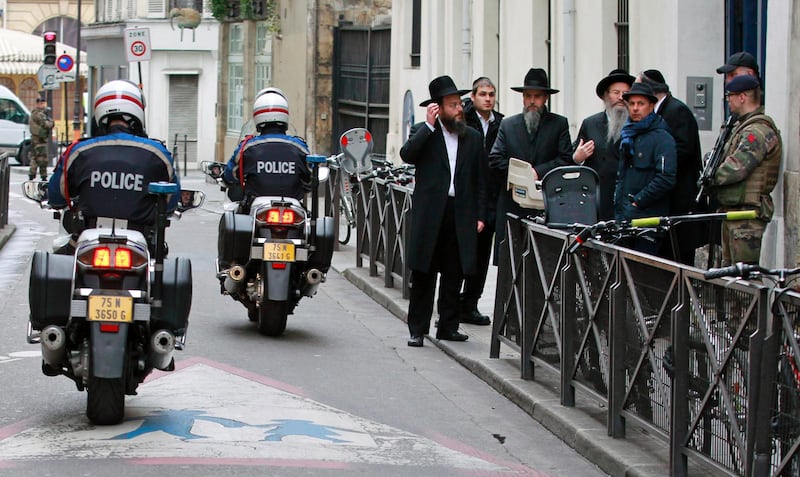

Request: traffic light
left=43, top=31, right=57, bottom=65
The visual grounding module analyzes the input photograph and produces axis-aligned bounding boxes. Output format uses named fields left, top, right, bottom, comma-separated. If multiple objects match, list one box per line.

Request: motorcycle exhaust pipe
left=148, top=329, right=175, bottom=371
left=222, top=265, right=246, bottom=294
left=40, top=325, right=67, bottom=368
left=301, top=268, right=325, bottom=297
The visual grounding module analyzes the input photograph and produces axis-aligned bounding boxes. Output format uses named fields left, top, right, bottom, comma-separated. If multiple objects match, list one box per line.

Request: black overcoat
left=488, top=111, right=572, bottom=236
left=657, top=94, right=705, bottom=250
left=400, top=121, right=487, bottom=276
left=573, top=111, right=622, bottom=220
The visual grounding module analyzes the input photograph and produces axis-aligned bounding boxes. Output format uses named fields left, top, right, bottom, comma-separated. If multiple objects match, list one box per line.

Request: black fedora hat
left=622, top=82, right=657, bottom=103
left=595, top=69, right=635, bottom=98
left=511, top=68, right=559, bottom=94
left=419, top=75, right=470, bottom=106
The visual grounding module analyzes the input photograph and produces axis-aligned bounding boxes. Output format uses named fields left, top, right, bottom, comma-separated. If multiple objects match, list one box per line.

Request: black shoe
left=407, top=336, right=424, bottom=347
left=28, top=174, right=35, bottom=180
left=460, top=309, right=491, bottom=326
left=436, top=330, right=469, bottom=342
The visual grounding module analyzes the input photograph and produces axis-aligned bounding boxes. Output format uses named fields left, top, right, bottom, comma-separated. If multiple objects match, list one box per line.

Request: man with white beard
left=489, top=67, right=572, bottom=248
left=572, top=69, right=635, bottom=220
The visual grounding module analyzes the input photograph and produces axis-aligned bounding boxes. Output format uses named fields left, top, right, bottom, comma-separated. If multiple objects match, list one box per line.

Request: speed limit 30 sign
left=124, top=27, right=152, bottom=62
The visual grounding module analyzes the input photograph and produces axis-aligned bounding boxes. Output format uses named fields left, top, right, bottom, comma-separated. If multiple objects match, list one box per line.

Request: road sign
left=124, top=27, right=151, bottom=62
left=37, top=64, right=59, bottom=90
left=55, top=54, right=76, bottom=82
left=56, top=54, right=74, bottom=72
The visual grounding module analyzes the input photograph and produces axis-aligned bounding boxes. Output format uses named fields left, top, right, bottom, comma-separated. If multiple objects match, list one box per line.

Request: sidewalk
left=330, top=241, right=712, bottom=477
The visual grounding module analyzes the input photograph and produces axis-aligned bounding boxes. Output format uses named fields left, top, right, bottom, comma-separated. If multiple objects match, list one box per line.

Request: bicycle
left=704, top=263, right=800, bottom=477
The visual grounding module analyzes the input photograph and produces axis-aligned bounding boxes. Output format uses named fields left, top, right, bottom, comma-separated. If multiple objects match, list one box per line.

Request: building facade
left=83, top=0, right=219, bottom=164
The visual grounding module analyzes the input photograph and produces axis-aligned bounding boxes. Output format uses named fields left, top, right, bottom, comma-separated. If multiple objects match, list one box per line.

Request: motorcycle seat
left=249, top=196, right=304, bottom=214
left=76, top=226, right=149, bottom=251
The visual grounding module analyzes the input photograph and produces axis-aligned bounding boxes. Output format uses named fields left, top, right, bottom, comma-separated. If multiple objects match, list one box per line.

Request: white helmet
left=94, top=80, right=146, bottom=133
left=253, top=88, right=289, bottom=128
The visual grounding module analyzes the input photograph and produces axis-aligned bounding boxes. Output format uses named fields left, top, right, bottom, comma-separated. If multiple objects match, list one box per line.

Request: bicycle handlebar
left=704, top=263, right=800, bottom=283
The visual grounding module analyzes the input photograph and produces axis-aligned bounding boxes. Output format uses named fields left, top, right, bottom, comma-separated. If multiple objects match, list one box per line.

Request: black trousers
left=460, top=220, right=494, bottom=311
left=407, top=198, right=463, bottom=337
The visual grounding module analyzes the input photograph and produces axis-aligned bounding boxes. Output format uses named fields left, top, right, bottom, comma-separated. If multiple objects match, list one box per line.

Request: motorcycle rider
left=48, top=79, right=180, bottom=252
left=222, top=87, right=312, bottom=214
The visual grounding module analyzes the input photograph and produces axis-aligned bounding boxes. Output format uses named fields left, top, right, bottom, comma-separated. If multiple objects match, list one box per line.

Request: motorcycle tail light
left=256, top=207, right=302, bottom=226
left=78, top=245, right=147, bottom=270
left=90, top=247, right=111, bottom=268
left=272, top=262, right=287, bottom=270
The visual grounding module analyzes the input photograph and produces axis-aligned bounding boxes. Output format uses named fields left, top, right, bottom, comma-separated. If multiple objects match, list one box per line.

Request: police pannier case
left=218, top=211, right=253, bottom=265
left=29, top=250, right=73, bottom=330
left=309, top=216, right=334, bottom=273
left=159, top=257, right=192, bottom=336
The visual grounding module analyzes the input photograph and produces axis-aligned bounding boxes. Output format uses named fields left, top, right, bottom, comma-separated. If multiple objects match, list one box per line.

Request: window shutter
left=148, top=0, right=166, bottom=18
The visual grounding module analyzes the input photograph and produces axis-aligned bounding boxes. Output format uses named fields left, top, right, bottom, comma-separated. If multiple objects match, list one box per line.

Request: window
left=0, top=99, right=28, bottom=124
left=616, top=0, right=629, bottom=72
left=255, top=22, right=273, bottom=91
left=410, top=0, right=421, bottom=67
left=0, top=78, right=14, bottom=93
left=725, top=0, right=767, bottom=83
left=226, top=24, right=244, bottom=133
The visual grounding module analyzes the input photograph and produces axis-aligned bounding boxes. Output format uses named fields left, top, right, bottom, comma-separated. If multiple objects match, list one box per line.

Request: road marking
left=0, top=358, right=530, bottom=473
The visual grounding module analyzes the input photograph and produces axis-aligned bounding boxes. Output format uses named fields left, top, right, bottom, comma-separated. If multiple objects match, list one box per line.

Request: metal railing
left=0, top=153, right=8, bottom=228
left=348, top=181, right=799, bottom=476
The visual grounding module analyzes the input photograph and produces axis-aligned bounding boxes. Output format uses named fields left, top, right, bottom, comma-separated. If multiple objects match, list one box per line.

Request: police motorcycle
left=203, top=154, right=334, bottom=337
left=22, top=180, right=204, bottom=425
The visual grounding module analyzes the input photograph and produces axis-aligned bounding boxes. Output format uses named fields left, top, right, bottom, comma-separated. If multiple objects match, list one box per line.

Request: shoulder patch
left=747, top=133, right=756, bottom=143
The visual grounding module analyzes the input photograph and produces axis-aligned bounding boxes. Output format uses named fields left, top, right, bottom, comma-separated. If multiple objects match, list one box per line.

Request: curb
left=0, top=223, right=16, bottom=250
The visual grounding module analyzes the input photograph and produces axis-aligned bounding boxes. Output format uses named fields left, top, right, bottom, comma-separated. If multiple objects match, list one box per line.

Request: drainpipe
left=562, top=0, right=575, bottom=129
left=462, top=0, right=471, bottom=85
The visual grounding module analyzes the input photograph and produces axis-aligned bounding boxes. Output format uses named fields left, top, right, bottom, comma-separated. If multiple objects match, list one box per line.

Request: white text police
left=90, top=171, right=145, bottom=191
left=255, top=161, right=296, bottom=174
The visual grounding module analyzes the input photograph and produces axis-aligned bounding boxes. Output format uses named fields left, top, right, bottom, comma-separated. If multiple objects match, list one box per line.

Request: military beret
left=725, top=75, right=760, bottom=93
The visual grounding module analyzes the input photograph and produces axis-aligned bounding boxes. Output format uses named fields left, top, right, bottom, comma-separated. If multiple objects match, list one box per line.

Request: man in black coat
left=459, top=77, right=504, bottom=326
left=572, top=69, right=635, bottom=220
left=638, top=70, right=703, bottom=265
left=489, top=68, right=572, bottom=250
left=401, top=75, right=488, bottom=347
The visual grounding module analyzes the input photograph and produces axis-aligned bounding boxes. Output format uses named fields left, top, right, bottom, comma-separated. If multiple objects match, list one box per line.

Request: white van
left=0, top=85, right=32, bottom=163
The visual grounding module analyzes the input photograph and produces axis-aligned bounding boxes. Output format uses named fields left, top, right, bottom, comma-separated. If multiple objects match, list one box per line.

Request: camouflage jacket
left=712, top=107, right=782, bottom=220
left=29, top=107, right=53, bottom=143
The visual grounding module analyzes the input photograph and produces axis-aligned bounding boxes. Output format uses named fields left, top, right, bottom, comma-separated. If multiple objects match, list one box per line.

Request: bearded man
left=572, top=69, right=635, bottom=220
left=400, top=75, right=488, bottom=347
left=489, top=68, right=572, bottom=247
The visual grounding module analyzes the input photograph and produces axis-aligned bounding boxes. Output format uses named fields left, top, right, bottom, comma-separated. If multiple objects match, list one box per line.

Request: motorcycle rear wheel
left=258, top=299, right=288, bottom=336
left=87, top=377, right=125, bottom=425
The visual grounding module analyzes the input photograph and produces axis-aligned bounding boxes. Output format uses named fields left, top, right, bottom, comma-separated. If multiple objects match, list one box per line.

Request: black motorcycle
left=23, top=180, right=203, bottom=425
left=203, top=154, right=335, bottom=336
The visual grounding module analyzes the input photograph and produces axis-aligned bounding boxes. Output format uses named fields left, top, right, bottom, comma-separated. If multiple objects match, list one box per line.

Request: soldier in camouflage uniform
left=28, top=97, right=53, bottom=180
left=712, top=75, right=782, bottom=265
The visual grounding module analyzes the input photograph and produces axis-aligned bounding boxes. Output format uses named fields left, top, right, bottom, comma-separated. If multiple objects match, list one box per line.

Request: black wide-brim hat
left=419, top=75, right=470, bottom=106
left=622, top=82, right=658, bottom=103
left=511, top=68, right=559, bottom=94
left=595, top=69, right=635, bottom=98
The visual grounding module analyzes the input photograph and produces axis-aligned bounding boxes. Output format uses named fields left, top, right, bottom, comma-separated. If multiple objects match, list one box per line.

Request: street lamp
left=72, top=0, right=82, bottom=141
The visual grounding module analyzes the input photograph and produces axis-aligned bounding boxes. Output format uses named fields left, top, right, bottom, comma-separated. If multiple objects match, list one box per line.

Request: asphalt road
left=0, top=168, right=606, bottom=476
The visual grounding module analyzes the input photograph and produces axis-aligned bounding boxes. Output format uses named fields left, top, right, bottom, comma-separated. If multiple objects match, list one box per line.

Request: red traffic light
left=43, top=31, right=57, bottom=65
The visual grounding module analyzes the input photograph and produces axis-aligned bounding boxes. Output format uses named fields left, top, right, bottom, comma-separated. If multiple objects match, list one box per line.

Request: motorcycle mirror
left=177, top=189, right=206, bottom=211
left=201, top=160, right=225, bottom=184
left=21, top=180, right=47, bottom=203
left=339, top=128, right=373, bottom=175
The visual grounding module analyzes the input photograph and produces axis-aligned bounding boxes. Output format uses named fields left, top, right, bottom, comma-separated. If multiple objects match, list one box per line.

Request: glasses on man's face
left=724, top=91, right=742, bottom=99
left=608, top=89, right=629, bottom=96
